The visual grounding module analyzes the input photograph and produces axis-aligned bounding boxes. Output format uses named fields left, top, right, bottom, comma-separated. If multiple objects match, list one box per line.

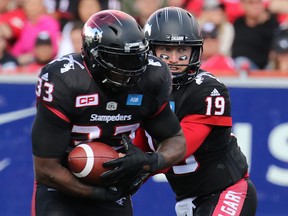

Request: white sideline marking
left=0, top=107, right=36, bottom=125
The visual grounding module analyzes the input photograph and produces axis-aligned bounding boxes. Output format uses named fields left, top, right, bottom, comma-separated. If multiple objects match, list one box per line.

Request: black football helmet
left=144, top=7, right=203, bottom=87
left=82, top=10, right=149, bottom=87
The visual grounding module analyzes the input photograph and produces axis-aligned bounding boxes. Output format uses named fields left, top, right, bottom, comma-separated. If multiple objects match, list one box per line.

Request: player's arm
left=180, top=115, right=213, bottom=158
left=32, top=104, right=121, bottom=201
left=102, top=103, right=186, bottom=181
left=143, top=102, right=186, bottom=169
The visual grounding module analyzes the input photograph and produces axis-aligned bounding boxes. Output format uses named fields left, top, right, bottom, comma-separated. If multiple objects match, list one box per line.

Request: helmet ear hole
left=82, top=10, right=149, bottom=87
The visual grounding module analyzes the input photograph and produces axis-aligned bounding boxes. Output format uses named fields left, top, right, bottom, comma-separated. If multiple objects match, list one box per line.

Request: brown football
left=68, top=142, right=119, bottom=185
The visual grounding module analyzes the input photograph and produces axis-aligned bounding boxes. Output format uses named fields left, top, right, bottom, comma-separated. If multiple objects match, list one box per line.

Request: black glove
left=100, top=134, right=165, bottom=183
left=128, top=171, right=150, bottom=196
left=89, top=185, right=125, bottom=201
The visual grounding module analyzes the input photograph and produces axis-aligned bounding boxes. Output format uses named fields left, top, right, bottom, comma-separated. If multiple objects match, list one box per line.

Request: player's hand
left=128, top=171, right=150, bottom=195
left=89, top=185, right=125, bottom=201
left=101, top=134, right=165, bottom=183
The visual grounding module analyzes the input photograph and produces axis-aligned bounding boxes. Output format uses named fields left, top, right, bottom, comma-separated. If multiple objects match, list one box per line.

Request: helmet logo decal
left=167, top=35, right=186, bottom=41
left=124, top=42, right=146, bottom=52
left=83, top=23, right=103, bottom=45
left=143, top=24, right=152, bottom=36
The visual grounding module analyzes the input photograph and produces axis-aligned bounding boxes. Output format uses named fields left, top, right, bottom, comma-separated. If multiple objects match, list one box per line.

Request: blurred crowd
left=0, top=0, right=288, bottom=75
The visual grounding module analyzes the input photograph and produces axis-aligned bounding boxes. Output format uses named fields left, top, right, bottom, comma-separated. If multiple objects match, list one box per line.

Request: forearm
left=34, top=156, right=94, bottom=198
left=156, top=129, right=186, bottom=169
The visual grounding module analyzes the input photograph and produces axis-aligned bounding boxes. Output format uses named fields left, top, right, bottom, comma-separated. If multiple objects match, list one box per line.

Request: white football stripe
left=72, top=144, right=94, bottom=178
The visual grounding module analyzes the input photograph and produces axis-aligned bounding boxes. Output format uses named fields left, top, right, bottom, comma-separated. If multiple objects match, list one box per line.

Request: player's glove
left=89, top=185, right=125, bottom=201
left=101, top=134, right=165, bottom=183
left=128, top=171, right=151, bottom=195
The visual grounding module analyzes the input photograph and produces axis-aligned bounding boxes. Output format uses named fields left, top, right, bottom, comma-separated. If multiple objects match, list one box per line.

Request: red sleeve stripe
left=186, top=114, right=232, bottom=126
left=44, top=104, right=70, bottom=123
left=149, top=102, right=168, bottom=118
left=180, top=117, right=213, bottom=157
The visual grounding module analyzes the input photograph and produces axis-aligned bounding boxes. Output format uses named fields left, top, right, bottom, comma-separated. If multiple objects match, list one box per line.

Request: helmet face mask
left=144, top=7, right=203, bottom=88
left=92, top=41, right=149, bottom=87
left=82, top=10, right=149, bottom=87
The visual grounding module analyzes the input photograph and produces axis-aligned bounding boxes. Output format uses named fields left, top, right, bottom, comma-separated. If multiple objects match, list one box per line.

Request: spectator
left=69, top=21, right=83, bottom=54
left=267, top=27, right=288, bottom=73
left=0, top=0, right=12, bottom=13
left=231, top=0, right=279, bottom=71
left=136, top=0, right=165, bottom=27
left=57, top=0, right=101, bottom=57
left=184, top=0, right=244, bottom=23
left=198, top=0, right=235, bottom=56
left=268, top=0, right=288, bottom=25
left=166, top=0, right=186, bottom=7
left=183, top=0, right=203, bottom=17
left=10, top=0, right=60, bottom=66
left=220, top=0, right=244, bottom=23
left=57, top=20, right=84, bottom=58
left=98, top=0, right=121, bottom=10
left=201, top=22, right=236, bottom=72
left=22, top=31, right=54, bottom=74
left=122, top=0, right=164, bottom=27
left=0, top=33, right=19, bottom=73
left=43, top=0, right=80, bottom=30
left=0, top=0, right=26, bottom=51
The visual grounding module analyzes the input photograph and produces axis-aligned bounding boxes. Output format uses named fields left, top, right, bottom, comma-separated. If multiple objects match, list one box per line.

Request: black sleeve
left=31, top=103, right=71, bottom=158
left=142, top=103, right=181, bottom=142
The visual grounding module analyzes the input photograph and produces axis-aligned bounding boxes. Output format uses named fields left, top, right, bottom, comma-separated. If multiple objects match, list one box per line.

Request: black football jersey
left=134, top=70, right=248, bottom=200
left=31, top=53, right=181, bottom=161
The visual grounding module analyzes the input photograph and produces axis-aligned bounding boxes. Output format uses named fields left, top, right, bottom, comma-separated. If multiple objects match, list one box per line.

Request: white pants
left=175, top=197, right=196, bottom=216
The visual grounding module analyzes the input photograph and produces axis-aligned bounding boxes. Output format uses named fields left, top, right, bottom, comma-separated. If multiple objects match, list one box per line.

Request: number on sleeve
left=43, top=82, right=54, bottom=102
left=35, top=77, right=54, bottom=102
left=36, top=77, right=42, bottom=97
left=205, top=96, right=225, bottom=116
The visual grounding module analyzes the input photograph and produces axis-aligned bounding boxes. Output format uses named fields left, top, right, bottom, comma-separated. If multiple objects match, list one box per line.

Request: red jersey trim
left=181, top=116, right=213, bottom=157
left=150, top=102, right=168, bottom=118
left=43, top=104, right=70, bottom=123
left=212, top=178, right=248, bottom=216
left=82, top=59, right=93, bottom=78
left=187, top=114, right=232, bottom=126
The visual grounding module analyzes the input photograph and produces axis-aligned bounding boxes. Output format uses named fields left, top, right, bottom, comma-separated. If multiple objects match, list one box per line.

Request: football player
left=31, top=10, right=186, bottom=216
left=133, top=7, right=258, bottom=216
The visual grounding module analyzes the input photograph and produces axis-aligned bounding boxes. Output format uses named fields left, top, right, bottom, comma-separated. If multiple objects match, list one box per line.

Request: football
left=68, top=141, right=119, bottom=185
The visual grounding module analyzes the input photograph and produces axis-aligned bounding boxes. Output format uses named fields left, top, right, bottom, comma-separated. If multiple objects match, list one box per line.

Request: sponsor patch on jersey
left=126, top=94, right=143, bottom=106
left=106, top=101, right=117, bottom=111
left=75, top=94, right=99, bottom=107
left=169, top=101, right=175, bottom=112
